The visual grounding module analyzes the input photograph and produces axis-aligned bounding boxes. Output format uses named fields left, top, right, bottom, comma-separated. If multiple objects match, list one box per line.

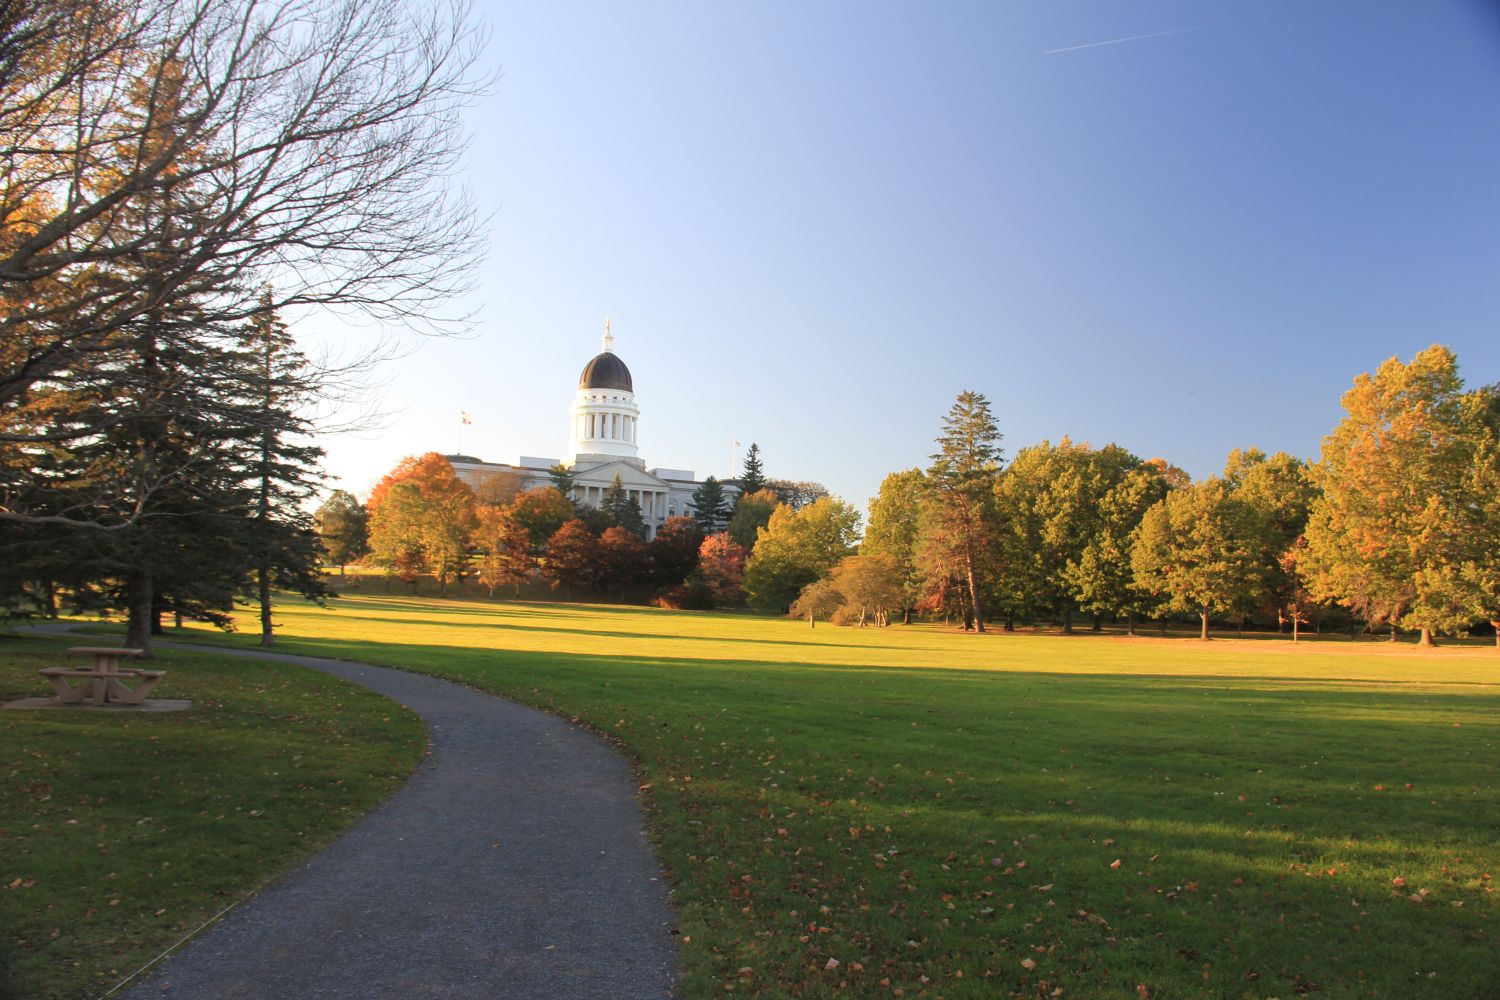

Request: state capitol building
left=445, top=327, right=736, bottom=538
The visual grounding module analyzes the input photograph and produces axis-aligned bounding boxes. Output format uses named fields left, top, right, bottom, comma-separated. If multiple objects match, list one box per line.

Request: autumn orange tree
left=505, top=487, right=576, bottom=550
left=474, top=506, right=532, bottom=597
left=366, top=453, right=477, bottom=595
left=1302, top=346, right=1491, bottom=645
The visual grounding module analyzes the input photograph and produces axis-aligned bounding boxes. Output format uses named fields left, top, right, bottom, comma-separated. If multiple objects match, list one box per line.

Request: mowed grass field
left=155, top=599, right=1500, bottom=995
left=146, top=595, right=1498, bottom=999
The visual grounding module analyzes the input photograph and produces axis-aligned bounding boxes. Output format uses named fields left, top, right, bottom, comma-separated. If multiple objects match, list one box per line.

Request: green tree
left=238, top=290, right=331, bottom=644
left=925, top=391, right=1002, bottom=632
left=601, top=474, right=647, bottom=537
left=548, top=463, right=578, bottom=502
left=368, top=482, right=428, bottom=586
left=1065, top=457, right=1174, bottom=634
left=991, top=439, right=1101, bottom=631
left=317, top=491, right=369, bottom=572
left=739, top=442, right=767, bottom=494
left=506, top=487, right=577, bottom=550
left=1301, top=346, right=1482, bottom=644
left=728, top=488, right=781, bottom=549
left=691, top=476, right=729, bottom=535
left=1224, top=449, right=1319, bottom=632
left=863, top=469, right=927, bottom=623
left=742, top=497, right=861, bottom=611
left=1130, top=477, right=1271, bottom=640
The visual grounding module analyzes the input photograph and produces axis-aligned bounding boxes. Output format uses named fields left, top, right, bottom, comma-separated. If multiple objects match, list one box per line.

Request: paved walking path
left=108, top=642, right=679, bottom=999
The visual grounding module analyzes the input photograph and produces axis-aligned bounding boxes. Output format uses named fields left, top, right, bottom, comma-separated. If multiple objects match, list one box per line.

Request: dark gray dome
left=578, top=351, right=633, bottom=392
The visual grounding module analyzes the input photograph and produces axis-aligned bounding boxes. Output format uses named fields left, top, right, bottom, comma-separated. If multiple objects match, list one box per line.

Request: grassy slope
left=104, top=599, right=1500, bottom=998
left=0, top=636, right=424, bottom=1000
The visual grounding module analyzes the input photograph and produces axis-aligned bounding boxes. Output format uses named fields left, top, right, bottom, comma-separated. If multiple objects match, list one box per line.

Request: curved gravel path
left=116, top=643, right=679, bottom=999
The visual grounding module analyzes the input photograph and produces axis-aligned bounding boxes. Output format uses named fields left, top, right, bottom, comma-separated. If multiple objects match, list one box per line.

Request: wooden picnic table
left=38, top=647, right=165, bottom=706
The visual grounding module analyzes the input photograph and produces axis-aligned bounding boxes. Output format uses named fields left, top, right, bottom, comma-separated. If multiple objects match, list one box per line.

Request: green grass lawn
left=0, top=635, right=424, bottom=1000
left=139, top=595, right=1497, bottom=999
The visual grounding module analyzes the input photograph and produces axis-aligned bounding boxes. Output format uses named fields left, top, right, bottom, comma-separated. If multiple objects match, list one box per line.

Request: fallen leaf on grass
left=1109, top=859, right=1122, bottom=869
left=1021, top=958, right=1037, bottom=970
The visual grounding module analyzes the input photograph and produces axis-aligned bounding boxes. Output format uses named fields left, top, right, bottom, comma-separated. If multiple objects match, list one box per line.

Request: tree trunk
left=41, top=579, right=57, bottom=619
left=1062, top=607, right=1073, bottom=635
left=964, top=541, right=985, bottom=633
left=1126, top=611, right=1136, bottom=637
left=1292, top=616, right=1299, bottom=643
left=150, top=590, right=165, bottom=636
left=125, top=566, right=153, bottom=657
left=1092, top=614, right=1102, bottom=633
left=1199, top=610, right=1210, bottom=641
left=1492, top=621, right=1500, bottom=649
left=1418, top=626, right=1436, bottom=647
left=902, top=606, right=912, bottom=625
left=1005, top=615, right=1015, bottom=632
left=258, top=565, right=275, bottom=646
left=808, top=614, right=815, bottom=628
left=1391, top=622, right=1399, bottom=642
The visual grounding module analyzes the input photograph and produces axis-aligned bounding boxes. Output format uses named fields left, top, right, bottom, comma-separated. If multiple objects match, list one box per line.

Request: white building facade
left=447, top=329, right=735, bottom=538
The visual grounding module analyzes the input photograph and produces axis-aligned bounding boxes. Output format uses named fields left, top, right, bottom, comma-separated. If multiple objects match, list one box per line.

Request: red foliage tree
left=650, top=515, right=703, bottom=588
left=542, top=519, right=600, bottom=597
left=698, top=532, right=749, bottom=604
left=599, top=526, right=650, bottom=600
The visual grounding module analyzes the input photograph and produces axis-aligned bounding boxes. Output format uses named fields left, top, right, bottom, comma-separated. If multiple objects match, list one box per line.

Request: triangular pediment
left=570, top=460, right=671, bottom=490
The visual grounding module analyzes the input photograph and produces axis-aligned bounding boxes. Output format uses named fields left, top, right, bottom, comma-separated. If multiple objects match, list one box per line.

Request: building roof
left=578, top=351, right=633, bottom=392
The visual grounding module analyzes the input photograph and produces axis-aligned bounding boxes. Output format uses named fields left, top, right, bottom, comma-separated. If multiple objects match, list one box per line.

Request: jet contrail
left=1045, top=26, right=1203, bottom=55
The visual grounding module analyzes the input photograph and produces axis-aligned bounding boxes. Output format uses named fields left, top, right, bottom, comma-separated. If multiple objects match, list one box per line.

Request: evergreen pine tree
left=927, top=391, right=1003, bottom=633
left=740, top=443, right=767, bottom=494
left=691, top=476, right=729, bottom=535
left=548, top=463, right=578, bottom=501
left=601, top=474, right=647, bottom=537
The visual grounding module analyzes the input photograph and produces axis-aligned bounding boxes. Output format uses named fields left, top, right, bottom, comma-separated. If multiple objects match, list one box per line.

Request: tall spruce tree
left=926, top=391, right=1003, bottom=632
left=739, top=443, right=767, bottom=494
left=601, top=474, right=647, bottom=537
left=237, top=289, right=332, bottom=645
left=691, top=476, right=729, bottom=535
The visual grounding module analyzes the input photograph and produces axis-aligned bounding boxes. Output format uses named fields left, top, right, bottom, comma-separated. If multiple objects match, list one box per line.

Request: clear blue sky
left=313, top=0, right=1500, bottom=516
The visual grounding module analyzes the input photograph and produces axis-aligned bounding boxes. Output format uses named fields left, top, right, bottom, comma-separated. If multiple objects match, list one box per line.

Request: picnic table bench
left=40, top=647, right=164, bottom=706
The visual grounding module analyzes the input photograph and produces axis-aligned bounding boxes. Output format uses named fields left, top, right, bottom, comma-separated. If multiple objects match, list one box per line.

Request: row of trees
left=347, top=448, right=830, bottom=607
left=0, top=0, right=487, bottom=652
left=826, top=345, right=1498, bottom=643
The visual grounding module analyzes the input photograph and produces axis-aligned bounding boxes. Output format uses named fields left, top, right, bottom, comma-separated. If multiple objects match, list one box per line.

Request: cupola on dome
left=578, top=351, right=633, bottom=392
